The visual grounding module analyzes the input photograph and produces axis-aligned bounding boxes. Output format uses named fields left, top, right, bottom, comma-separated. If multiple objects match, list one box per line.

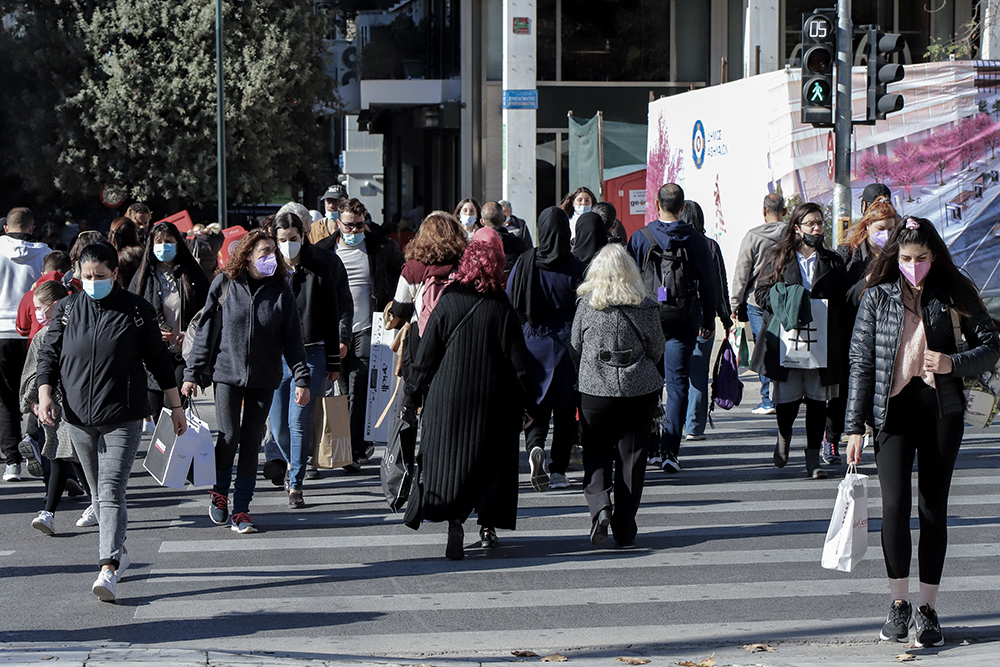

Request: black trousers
left=337, top=328, right=372, bottom=460
left=776, top=398, right=827, bottom=450
left=875, top=378, right=963, bottom=585
left=213, top=383, right=274, bottom=515
left=580, top=392, right=657, bottom=543
left=524, top=398, right=577, bottom=475
left=0, top=338, right=28, bottom=464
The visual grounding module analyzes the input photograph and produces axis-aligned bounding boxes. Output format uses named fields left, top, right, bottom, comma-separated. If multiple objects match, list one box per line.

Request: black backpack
left=638, top=226, right=698, bottom=324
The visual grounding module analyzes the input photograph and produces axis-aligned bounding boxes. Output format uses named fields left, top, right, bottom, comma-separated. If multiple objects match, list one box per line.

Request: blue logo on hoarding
left=692, top=120, right=706, bottom=169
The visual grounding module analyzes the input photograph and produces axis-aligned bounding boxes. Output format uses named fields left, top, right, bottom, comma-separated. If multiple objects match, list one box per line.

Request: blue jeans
left=746, top=303, right=773, bottom=407
left=660, top=335, right=696, bottom=457
left=684, top=333, right=714, bottom=437
left=268, top=345, right=326, bottom=490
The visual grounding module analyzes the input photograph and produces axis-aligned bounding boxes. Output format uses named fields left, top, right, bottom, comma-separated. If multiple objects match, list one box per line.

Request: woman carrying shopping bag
left=182, top=229, right=310, bottom=535
left=751, top=203, right=847, bottom=479
left=845, top=217, right=1000, bottom=647
left=36, top=242, right=186, bottom=602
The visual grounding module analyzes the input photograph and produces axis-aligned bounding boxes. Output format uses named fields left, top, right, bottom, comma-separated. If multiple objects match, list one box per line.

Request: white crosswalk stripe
left=137, top=393, right=1000, bottom=656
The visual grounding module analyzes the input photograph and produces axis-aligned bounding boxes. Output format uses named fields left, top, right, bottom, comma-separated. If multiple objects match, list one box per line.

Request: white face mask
left=278, top=240, right=301, bottom=260
left=574, top=205, right=592, bottom=216
left=460, top=214, right=476, bottom=227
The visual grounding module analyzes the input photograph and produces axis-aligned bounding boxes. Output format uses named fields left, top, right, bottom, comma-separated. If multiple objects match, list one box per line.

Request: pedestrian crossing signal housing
left=866, top=29, right=905, bottom=121
left=801, top=10, right=837, bottom=128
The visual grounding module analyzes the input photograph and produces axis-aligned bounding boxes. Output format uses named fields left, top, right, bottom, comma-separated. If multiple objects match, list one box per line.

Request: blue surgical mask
left=154, top=243, right=177, bottom=262
left=326, top=211, right=339, bottom=221
left=460, top=214, right=477, bottom=227
left=255, top=253, right=278, bottom=277
left=574, top=205, right=591, bottom=216
left=83, top=278, right=114, bottom=300
left=342, top=232, right=364, bottom=247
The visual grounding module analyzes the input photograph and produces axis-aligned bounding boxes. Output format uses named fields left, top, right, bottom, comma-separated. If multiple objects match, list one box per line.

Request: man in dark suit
left=499, top=200, right=532, bottom=247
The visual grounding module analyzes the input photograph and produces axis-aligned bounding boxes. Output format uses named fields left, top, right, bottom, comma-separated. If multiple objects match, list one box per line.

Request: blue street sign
left=503, top=89, right=538, bottom=110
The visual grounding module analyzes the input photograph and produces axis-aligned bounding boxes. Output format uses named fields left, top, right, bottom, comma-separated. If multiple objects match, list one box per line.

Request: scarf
left=509, top=206, right=572, bottom=326
left=571, top=212, right=608, bottom=266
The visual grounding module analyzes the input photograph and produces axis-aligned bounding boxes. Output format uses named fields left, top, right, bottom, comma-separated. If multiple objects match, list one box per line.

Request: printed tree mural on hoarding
left=955, top=115, right=987, bottom=169
left=645, top=112, right=683, bottom=221
left=888, top=140, right=929, bottom=202
left=920, top=129, right=959, bottom=186
left=856, top=151, right=892, bottom=184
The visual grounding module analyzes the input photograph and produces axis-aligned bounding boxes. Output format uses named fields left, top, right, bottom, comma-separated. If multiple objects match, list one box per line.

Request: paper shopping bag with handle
left=144, top=407, right=215, bottom=489
left=315, top=387, right=353, bottom=469
left=821, top=464, right=869, bottom=572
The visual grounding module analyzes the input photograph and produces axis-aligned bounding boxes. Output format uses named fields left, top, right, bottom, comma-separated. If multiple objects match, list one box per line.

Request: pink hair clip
left=905, top=218, right=920, bottom=230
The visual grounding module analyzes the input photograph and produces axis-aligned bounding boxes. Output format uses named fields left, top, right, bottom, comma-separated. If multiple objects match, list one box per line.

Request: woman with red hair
left=403, top=241, right=536, bottom=560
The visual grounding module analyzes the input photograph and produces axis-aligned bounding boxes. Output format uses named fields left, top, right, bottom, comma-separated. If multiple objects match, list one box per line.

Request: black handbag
left=380, top=412, right=417, bottom=512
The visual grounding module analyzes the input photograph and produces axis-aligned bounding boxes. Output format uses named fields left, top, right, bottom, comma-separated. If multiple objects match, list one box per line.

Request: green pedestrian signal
left=801, top=10, right=836, bottom=127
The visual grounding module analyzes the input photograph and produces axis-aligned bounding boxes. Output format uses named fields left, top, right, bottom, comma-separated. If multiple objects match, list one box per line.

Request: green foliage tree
left=1, top=0, right=338, bottom=209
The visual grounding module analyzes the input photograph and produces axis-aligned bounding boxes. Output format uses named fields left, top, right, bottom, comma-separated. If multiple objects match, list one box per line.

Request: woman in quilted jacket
left=845, top=216, right=1000, bottom=648
left=570, top=244, right=665, bottom=547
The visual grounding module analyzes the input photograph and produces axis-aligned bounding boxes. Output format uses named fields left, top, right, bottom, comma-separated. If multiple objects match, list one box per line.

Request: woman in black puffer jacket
left=845, top=217, right=1000, bottom=648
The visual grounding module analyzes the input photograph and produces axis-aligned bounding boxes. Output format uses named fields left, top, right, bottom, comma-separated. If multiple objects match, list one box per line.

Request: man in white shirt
left=0, top=208, right=50, bottom=481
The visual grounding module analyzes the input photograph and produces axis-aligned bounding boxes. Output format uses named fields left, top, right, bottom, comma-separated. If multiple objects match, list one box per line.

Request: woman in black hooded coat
left=507, top=207, right=586, bottom=493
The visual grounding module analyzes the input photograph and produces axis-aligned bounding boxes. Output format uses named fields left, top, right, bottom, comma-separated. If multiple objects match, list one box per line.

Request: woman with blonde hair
left=570, top=244, right=665, bottom=546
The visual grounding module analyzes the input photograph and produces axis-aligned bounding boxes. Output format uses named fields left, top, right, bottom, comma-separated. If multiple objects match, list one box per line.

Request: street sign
left=100, top=183, right=125, bottom=208
left=513, top=17, right=530, bottom=34
left=503, top=89, right=538, bottom=110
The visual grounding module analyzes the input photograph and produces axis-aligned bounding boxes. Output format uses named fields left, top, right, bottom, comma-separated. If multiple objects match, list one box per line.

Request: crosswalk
left=127, top=389, right=1000, bottom=656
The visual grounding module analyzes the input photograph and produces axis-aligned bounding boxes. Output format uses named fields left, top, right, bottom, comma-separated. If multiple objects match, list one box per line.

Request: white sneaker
left=549, top=472, right=570, bottom=489
left=751, top=405, right=777, bottom=416
left=76, top=505, right=98, bottom=527
left=31, top=510, right=55, bottom=535
left=684, top=434, right=706, bottom=441
left=3, top=463, right=21, bottom=482
left=92, top=569, right=117, bottom=602
left=115, top=547, right=130, bottom=582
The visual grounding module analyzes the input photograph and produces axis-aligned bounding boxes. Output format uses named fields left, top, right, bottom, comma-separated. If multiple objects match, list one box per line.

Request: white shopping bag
left=779, top=298, right=828, bottom=369
left=821, top=464, right=869, bottom=572
left=143, top=406, right=215, bottom=489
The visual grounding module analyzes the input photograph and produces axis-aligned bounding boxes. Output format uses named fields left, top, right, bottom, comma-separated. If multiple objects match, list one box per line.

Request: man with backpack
left=628, top=184, right=721, bottom=473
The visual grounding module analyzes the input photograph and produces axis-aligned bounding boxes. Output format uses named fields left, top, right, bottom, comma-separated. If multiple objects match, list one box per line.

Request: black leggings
left=44, top=459, right=88, bottom=513
left=876, top=378, right=963, bottom=585
left=525, top=400, right=577, bottom=475
left=776, top=398, right=827, bottom=450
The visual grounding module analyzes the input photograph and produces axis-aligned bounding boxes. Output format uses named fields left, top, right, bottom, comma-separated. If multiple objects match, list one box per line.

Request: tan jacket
left=730, top=221, right=785, bottom=311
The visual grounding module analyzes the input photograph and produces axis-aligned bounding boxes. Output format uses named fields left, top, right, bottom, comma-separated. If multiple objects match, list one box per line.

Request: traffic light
left=801, top=10, right=837, bottom=127
left=866, top=29, right=905, bottom=121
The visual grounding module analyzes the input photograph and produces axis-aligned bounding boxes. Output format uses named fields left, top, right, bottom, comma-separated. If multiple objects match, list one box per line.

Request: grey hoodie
left=0, top=235, right=50, bottom=338
left=730, top=220, right=785, bottom=312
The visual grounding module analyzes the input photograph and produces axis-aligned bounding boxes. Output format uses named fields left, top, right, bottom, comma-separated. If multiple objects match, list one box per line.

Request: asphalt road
left=1, top=377, right=998, bottom=661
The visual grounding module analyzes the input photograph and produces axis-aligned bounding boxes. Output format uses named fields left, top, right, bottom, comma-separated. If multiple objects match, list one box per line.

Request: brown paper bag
left=315, top=394, right=353, bottom=469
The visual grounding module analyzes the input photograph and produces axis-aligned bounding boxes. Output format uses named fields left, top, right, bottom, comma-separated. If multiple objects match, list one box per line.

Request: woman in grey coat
left=570, top=245, right=665, bottom=546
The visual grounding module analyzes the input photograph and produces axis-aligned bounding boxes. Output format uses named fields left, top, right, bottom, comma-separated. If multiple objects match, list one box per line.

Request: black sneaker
left=18, top=437, right=43, bottom=478
left=479, top=526, right=499, bottom=549
left=590, top=507, right=611, bottom=546
left=660, top=451, right=681, bottom=473
left=879, top=599, right=913, bottom=642
left=262, top=459, right=287, bottom=487
left=209, top=491, right=230, bottom=525
left=822, top=435, right=842, bottom=465
left=914, top=604, right=944, bottom=647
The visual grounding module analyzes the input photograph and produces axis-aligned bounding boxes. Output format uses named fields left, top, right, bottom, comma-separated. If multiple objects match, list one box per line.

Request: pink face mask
left=899, top=261, right=931, bottom=287
left=35, top=309, right=50, bottom=327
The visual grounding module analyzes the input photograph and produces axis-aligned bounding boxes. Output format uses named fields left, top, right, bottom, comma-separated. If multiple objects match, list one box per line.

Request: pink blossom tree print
left=855, top=151, right=892, bottom=184
left=920, top=129, right=959, bottom=186
left=645, top=111, right=684, bottom=222
left=888, top=140, right=928, bottom=202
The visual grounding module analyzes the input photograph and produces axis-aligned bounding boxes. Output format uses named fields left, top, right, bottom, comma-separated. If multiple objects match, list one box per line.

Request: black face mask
left=801, top=232, right=824, bottom=248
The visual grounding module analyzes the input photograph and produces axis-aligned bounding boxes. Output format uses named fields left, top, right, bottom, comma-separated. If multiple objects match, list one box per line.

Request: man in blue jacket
left=629, top=184, right=721, bottom=473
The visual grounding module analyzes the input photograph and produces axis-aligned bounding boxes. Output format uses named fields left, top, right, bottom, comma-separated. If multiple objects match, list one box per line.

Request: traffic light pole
left=832, top=0, right=852, bottom=248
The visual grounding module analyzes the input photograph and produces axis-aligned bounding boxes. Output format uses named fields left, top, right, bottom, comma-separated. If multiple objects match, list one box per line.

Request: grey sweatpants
left=67, top=420, right=142, bottom=568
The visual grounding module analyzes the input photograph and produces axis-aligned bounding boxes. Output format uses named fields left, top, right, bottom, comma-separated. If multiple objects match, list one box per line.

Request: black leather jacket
left=845, top=278, right=1000, bottom=434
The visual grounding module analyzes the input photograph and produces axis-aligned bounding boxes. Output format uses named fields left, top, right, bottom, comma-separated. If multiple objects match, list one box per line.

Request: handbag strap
left=949, top=307, right=965, bottom=353
left=446, top=296, right=486, bottom=345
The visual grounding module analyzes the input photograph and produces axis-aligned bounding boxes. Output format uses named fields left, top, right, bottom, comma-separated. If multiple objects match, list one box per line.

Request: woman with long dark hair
left=560, top=186, right=597, bottom=243
left=845, top=217, right=999, bottom=647
left=750, top=203, right=847, bottom=479
left=508, top=206, right=586, bottom=492
left=264, top=211, right=342, bottom=508
left=454, top=198, right=483, bottom=238
left=403, top=240, right=535, bottom=559
left=107, top=217, right=144, bottom=289
left=820, top=196, right=900, bottom=465
left=182, top=229, right=310, bottom=535
left=131, top=221, right=209, bottom=417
